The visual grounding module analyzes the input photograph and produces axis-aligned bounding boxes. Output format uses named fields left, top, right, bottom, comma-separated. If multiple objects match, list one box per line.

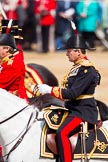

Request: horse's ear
left=96, top=100, right=108, bottom=121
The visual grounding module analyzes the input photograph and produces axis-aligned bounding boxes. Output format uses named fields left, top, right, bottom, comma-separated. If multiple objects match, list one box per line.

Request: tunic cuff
left=51, top=87, right=63, bottom=100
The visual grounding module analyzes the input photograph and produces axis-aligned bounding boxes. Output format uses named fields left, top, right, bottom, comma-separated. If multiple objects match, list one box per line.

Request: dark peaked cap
left=0, top=33, right=18, bottom=51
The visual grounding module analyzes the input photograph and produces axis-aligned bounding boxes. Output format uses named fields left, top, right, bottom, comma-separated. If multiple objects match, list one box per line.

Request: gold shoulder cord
left=2, top=55, right=13, bottom=64
left=79, top=59, right=98, bottom=71
left=61, top=74, right=68, bottom=88
left=61, top=64, right=81, bottom=88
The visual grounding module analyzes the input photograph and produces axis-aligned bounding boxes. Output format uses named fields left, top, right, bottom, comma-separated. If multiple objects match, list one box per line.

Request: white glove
left=37, top=84, right=52, bottom=94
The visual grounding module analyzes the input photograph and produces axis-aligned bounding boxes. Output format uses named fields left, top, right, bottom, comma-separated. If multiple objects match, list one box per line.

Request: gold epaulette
left=61, top=74, right=68, bottom=88
left=79, top=59, right=95, bottom=67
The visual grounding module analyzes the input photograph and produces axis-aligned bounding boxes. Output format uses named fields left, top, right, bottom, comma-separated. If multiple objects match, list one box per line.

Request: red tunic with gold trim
left=0, top=52, right=28, bottom=101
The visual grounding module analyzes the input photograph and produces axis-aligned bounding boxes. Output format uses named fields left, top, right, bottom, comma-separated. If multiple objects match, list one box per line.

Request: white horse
left=0, top=88, right=108, bottom=162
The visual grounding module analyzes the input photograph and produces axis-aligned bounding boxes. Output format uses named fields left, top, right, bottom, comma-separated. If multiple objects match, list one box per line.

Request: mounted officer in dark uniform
left=33, top=23, right=101, bottom=162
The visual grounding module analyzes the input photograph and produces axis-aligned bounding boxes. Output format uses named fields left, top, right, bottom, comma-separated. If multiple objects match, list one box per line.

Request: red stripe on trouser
left=57, top=117, right=82, bottom=162
left=0, top=145, right=2, bottom=156
left=0, top=145, right=4, bottom=162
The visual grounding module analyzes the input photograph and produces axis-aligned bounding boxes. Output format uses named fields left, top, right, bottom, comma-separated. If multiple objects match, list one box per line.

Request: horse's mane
left=29, top=94, right=64, bottom=111
left=29, top=94, right=108, bottom=122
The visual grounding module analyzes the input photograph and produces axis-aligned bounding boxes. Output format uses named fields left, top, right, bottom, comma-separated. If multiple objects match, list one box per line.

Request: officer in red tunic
left=33, top=33, right=101, bottom=162
left=0, top=33, right=28, bottom=101
left=0, top=18, right=28, bottom=161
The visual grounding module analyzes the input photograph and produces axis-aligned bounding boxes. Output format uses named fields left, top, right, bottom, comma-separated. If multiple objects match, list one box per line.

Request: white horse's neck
left=0, top=89, right=107, bottom=162
left=0, top=88, right=28, bottom=117
left=0, top=89, right=36, bottom=161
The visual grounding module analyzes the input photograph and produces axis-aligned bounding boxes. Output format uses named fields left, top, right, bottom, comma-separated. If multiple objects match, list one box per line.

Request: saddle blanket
left=73, top=126, right=108, bottom=159
left=40, top=107, right=108, bottom=160
left=40, top=124, right=108, bottom=160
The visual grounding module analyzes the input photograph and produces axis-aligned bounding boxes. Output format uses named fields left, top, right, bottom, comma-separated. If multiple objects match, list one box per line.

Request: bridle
left=0, top=104, right=30, bottom=125
left=0, top=97, right=41, bottom=161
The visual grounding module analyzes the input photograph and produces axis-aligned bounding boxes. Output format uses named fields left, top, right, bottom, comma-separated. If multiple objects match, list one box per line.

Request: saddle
left=40, top=105, right=108, bottom=160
